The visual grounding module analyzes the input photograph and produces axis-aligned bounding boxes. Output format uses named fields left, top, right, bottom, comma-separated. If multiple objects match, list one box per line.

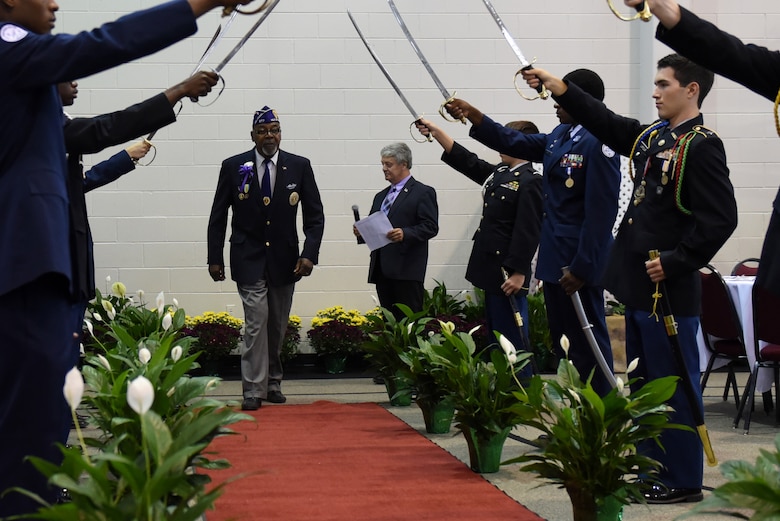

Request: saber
left=190, top=10, right=238, bottom=76
left=479, top=0, right=548, bottom=100
left=648, top=249, right=718, bottom=467
left=562, top=267, right=618, bottom=389
left=222, top=0, right=270, bottom=18
left=215, top=0, right=280, bottom=74
left=607, top=0, right=652, bottom=22
left=500, top=268, right=537, bottom=373
left=347, top=10, right=431, bottom=143
left=386, top=0, right=465, bottom=124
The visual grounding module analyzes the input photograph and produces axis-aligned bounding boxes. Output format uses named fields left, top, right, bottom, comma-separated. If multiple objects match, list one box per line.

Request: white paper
left=354, top=211, right=393, bottom=251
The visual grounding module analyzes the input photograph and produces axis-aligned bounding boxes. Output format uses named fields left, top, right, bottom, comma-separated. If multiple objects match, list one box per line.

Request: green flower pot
left=323, top=354, right=347, bottom=374
left=384, top=375, right=412, bottom=406
left=417, top=397, right=454, bottom=434
left=462, top=426, right=510, bottom=473
left=596, top=495, right=623, bottom=521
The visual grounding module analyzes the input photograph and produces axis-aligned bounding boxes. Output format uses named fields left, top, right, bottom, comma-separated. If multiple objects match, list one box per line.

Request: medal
left=263, top=196, right=271, bottom=206
left=238, top=193, right=246, bottom=200
left=289, top=191, right=300, bottom=206
left=565, top=166, right=574, bottom=189
left=633, top=180, right=646, bottom=206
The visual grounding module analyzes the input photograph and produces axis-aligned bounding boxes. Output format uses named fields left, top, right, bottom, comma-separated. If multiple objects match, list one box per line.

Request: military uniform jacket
left=471, top=115, right=621, bottom=287
left=368, top=176, right=438, bottom=283
left=555, top=82, right=738, bottom=315
left=441, top=142, right=543, bottom=296
left=64, top=93, right=177, bottom=302
left=207, top=149, right=325, bottom=287
left=0, top=0, right=196, bottom=298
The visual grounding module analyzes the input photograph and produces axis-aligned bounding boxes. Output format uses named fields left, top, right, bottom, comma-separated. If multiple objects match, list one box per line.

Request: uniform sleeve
left=83, top=151, right=136, bottom=193
left=207, top=160, right=235, bottom=266
left=299, top=159, right=325, bottom=265
left=657, top=6, right=780, bottom=101
left=469, top=116, right=548, bottom=163
left=441, top=141, right=496, bottom=185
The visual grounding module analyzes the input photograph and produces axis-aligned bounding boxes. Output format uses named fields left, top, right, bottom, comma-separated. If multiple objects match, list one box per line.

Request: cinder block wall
left=60, top=0, right=779, bottom=337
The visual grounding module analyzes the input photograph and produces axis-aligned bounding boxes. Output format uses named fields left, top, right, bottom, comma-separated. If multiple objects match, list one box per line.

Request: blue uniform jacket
left=0, top=0, right=196, bottom=297
left=207, top=149, right=325, bottom=287
left=471, top=116, right=621, bottom=287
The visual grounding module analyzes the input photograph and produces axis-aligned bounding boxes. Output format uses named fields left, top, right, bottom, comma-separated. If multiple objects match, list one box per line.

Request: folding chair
left=699, top=265, right=748, bottom=407
left=731, top=258, right=760, bottom=276
left=734, top=283, right=780, bottom=434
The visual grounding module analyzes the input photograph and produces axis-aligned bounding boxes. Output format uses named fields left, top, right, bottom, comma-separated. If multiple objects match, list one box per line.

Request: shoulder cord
left=774, top=87, right=780, bottom=138
left=670, top=126, right=711, bottom=216
left=627, top=120, right=669, bottom=181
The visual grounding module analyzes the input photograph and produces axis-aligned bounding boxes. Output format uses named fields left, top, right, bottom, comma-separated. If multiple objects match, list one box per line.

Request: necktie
left=381, top=186, right=398, bottom=214
left=261, top=158, right=272, bottom=206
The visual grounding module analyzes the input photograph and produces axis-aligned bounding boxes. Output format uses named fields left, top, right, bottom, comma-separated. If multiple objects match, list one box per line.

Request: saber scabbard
left=648, top=249, right=717, bottom=466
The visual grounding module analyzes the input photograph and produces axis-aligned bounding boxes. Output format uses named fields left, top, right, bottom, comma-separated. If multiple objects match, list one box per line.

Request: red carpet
left=206, top=401, right=542, bottom=521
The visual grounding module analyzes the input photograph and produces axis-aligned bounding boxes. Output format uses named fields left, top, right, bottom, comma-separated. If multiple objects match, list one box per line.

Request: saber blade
left=347, top=10, right=422, bottom=121
left=387, top=0, right=451, bottom=101
left=215, top=0, right=281, bottom=74
left=191, top=10, right=238, bottom=76
left=480, top=0, right=531, bottom=67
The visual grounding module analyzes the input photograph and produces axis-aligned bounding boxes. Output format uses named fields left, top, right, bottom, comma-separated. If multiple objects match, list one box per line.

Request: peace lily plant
left=13, top=287, right=251, bottom=521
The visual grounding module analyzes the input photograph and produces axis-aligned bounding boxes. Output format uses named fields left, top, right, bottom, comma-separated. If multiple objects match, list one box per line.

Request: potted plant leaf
left=506, top=343, right=686, bottom=521
left=424, top=323, right=531, bottom=473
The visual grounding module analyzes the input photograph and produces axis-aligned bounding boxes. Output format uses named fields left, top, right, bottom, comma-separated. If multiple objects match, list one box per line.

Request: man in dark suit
left=446, top=69, right=621, bottom=396
left=207, top=107, right=325, bottom=411
left=356, top=142, right=439, bottom=321
left=0, top=0, right=254, bottom=516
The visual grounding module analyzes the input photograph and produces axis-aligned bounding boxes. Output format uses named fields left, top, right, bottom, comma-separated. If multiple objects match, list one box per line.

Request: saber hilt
left=647, top=249, right=718, bottom=466
left=222, top=0, right=270, bottom=17
left=607, top=0, right=652, bottom=22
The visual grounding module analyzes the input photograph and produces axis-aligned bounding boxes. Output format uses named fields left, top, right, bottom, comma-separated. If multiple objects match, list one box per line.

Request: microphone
left=352, top=205, right=365, bottom=244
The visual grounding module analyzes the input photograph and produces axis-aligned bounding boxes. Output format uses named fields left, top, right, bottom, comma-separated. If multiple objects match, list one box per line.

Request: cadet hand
left=444, top=99, right=483, bottom=126
left=521, top=67, right=567, bottom=97
left=126, top=140, right=152, bottom=162
left=208, top=264, right=225, bottom=281
left=501, top=273, right=526, bottom=296
left=645, top=257, right=667, bottom=283
left=386, top=228, right=404, bottom=243
left=188, top=0, right=254, bottom=17
left=166, top=71, right=219, bottom=104
left=558, top=271, right=585, bottom=296
left=415, top=118, right=434, bottom=139
left=294, top=258, right=314, bottom=277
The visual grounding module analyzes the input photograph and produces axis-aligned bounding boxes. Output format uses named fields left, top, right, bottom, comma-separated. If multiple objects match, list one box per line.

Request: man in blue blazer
left=358, top=142, right=439, bottom=321
left=0, top=0, right=255, bottom=516
left=207, top=107, right=325, bottom=411
left=446, top=69, right=622, bottom=396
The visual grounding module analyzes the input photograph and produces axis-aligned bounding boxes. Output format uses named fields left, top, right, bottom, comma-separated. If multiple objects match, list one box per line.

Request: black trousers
left=374, top=275, right=424, bottom=322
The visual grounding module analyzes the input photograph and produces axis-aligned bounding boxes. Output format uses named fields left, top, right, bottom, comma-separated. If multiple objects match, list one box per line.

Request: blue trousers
left=484, top=291, right=532, bottom=379
left=626, top=308, right=703, bottom=489
left=0, top=274, right=75, bottom=518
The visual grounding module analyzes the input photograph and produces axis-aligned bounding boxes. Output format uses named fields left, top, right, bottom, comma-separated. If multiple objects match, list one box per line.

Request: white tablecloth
left=697, top=275, right=773, bottom=393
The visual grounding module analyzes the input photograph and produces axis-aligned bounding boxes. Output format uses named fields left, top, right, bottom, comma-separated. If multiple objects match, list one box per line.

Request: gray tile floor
left=76, top=370, right=774, bottom=520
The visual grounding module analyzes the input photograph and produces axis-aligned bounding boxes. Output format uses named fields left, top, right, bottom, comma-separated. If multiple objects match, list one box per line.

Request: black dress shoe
left=643, top=484, right=703, bottom=504
left=266, top=390, right=287, bottom=404
left=241, top=397, right=261, bottom=410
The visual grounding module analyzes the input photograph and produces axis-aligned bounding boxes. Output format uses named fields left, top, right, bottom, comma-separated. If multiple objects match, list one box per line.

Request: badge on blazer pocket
left=289, top=192, right=300, bottom=206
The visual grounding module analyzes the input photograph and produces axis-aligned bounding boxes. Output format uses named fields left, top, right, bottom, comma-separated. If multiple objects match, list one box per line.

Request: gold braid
left=775, top=87, right=780, bottom=138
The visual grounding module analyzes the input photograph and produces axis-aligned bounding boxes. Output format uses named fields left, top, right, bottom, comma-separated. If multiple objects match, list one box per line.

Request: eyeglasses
left=254, top=127, right=281, bottom=136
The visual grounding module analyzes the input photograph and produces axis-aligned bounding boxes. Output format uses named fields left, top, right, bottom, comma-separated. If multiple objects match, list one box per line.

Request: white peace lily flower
left=508, top=353, right=518, bottom=365
left=171, top=345, right=183, bottom=362
left=161, top=313, right=173, bottom=331
left=111, top=282, right=126, bottom=298
left=407, top=322, right=414, bottom=335
left=156, top=291, right=165, bottom=316
left=137, top=289, right=145, bottom=302
left=93, top=312, right=103, bottom=323
left=428, top=330, right=434, bottom=337
left=127, top=376, right=154, bottom=415
left=206, top=379, right=219, bottom=391
left=97, top=354, right=111, bottom=371
left=167, top=386, right=176, bottom=397
left=79, top=343, right=85, bottom=355
left=63, top=367, right=84, bottom=412
left=102, top=300, right=116, bottom=321
left=626, top=357, right=640, bottom=375
left=559, top=334, right=571, bottom=356
left=105, top=275, right=111, bottom=283
left=468, top=325, right=482, bottom=336
left=172, top=298, right=179, bottom=309
left=498, top=334, right=516, bottom=357
left=139, top=347, right=152, bottom=365
left=439, top=320, right=455, bottom=334
left=616, top=376, right=625, bottom=393
left=84, top=318, right=94, bottom=336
